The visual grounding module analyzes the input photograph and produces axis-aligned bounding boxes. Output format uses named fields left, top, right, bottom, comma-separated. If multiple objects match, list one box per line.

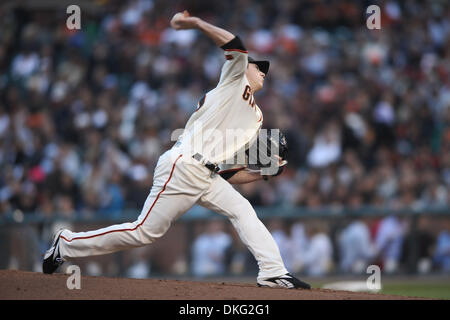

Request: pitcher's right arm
left=170, top=10, right=248, bottom=83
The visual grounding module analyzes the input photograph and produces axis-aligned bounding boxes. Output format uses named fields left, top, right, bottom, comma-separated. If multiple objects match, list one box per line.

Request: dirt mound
left=0, top=270, right=425, bottom=300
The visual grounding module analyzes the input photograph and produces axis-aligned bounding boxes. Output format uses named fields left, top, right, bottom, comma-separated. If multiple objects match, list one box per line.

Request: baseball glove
left=246, top=129, right=288, bottom=176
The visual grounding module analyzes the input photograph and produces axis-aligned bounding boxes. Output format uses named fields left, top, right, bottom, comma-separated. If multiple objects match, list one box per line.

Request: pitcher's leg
left=198, top=176, right=288, bottom=281
left=59, top=192, right=167, bottom=259
left=59, top=154, right=199, bottom=259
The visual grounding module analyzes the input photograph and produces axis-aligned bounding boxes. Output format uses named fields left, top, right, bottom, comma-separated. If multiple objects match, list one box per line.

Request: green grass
left=380, top=282, right=450, bottom=300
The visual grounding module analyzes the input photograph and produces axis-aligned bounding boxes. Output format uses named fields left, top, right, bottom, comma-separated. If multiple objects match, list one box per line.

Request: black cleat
left=257, top=273, right=311, bottom=289
left=42, top=229, right=65, bottom=274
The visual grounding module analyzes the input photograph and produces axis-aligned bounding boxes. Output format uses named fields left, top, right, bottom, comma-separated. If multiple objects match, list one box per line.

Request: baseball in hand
left=170, top=10, right=198, bottom=30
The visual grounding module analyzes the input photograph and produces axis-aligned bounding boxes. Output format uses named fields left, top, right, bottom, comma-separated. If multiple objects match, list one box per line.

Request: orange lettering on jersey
left=242, top=85, right=251, bottom=100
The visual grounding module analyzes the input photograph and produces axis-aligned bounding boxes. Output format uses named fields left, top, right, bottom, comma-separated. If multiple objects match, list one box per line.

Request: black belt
left=192, top=153, right=220, bottom=174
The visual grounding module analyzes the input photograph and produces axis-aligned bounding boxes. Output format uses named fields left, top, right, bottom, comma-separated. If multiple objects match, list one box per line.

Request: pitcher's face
left=246, top=63, right=265, bottom=92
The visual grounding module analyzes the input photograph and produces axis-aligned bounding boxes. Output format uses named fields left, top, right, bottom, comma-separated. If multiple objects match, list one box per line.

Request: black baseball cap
left=248, top=56, right=270, bottom=75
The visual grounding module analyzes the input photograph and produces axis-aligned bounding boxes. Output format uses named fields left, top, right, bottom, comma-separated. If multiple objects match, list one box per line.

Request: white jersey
left=175, top=40, right=263, bottom=165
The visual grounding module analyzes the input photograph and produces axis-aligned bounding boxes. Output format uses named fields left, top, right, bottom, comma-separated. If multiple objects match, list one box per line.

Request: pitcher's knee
left=230, top=199, right=257, bottom=220
left=138, top=221, right=170, bottom=244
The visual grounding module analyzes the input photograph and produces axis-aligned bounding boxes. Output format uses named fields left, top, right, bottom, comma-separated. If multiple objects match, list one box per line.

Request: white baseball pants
left=58, top=148, right=288, bottom=281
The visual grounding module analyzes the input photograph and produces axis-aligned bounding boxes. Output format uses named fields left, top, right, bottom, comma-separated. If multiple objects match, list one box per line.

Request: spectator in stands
left=338, top=219, right=376, bottom=274
left=267, top=218, right=294, bottom=271
left=373, top=215, right=407, bottom=273
left=433, top=219, right=450, bottom=273
left=301, top=221, right=333, bottom=276
left=290, top=221, right=309, bottom=273
left=191, top=220, right=231, bottom=277
left=126, top=247, right=151, bottom=279
left=400, top=216, right=435, bottom=274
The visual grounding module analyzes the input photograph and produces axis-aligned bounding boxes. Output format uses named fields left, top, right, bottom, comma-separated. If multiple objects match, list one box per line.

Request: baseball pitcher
left=43, top=10, right=310, bottom=290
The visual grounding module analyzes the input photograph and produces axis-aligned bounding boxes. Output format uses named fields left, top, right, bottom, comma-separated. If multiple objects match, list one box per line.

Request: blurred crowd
left=3, top=213, right=449, bottom=276
left=0, top=0, right=449, bottom=218
left=188, top=216, right=450, bottom=278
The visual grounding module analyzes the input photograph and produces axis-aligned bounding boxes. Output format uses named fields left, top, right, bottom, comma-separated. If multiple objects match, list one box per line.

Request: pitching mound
left=0, top=270, right=425, bottom=300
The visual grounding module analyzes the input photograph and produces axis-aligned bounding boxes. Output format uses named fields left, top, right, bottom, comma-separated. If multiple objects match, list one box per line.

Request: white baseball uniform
left=58, top=37, right=288, bottom=281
